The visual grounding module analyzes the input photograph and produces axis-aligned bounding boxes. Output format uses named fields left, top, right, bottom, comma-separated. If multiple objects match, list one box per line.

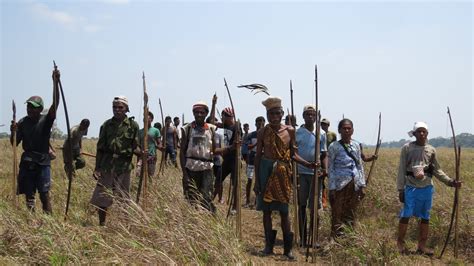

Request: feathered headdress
left=237, top=83, right=270, bottom=95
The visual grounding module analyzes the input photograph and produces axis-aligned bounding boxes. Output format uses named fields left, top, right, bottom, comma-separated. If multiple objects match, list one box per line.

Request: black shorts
left=18, top=162, right=51, bottom=195
left=221, top=158, right=237, bottom=186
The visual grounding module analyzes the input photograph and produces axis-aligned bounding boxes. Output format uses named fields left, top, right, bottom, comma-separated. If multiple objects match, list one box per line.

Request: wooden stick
left=12, top=100, right=18, bottom=207
left=289, top=80, right=299, bottom=246
left=224, top=78, right=242, bottom=239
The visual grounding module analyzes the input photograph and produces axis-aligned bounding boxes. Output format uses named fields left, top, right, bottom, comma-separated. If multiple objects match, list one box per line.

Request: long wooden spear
left=365, top=113, right=382, bottom=185
left=12, top=100, right=18, bottom=206
left=307, top=65, right=321, bottom=262
left=54, top=61, right=74, bottom=220
left=439, top=107, right=461, bottom=259
left=224, top=78, right=242, bottom=239
left=289, top=80, right=299, bottom=246
left=158, top=98, right=167, bottom=176
left=136, top=72, right=149, bottom=205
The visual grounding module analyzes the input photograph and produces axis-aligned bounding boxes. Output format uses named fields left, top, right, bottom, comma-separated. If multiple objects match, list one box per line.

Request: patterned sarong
left=262, top=125, right=292, bottom=204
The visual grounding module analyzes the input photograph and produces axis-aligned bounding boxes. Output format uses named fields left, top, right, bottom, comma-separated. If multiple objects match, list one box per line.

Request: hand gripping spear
left=365, top=113, right=382, bottom=185
left=289, top=80, right=299, bottom=246
left=158, top=98, right=167, bottom=176
left=224, top=78, right=242, bottom=239
left=11, top=100, right=18, bottom=206
left=136, top=72, right=149, bottom=205
left=306, top=65, right=321, bottom=262
left=439, top=107, right=461, bottom=259
left=54, top=61, right=74, bottom=220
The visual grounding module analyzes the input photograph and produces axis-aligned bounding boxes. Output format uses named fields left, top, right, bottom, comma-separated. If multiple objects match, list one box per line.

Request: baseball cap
left=26, top=96, right=44, bottom=108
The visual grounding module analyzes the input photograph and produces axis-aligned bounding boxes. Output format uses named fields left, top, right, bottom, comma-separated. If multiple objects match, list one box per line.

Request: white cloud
left=32, top=3, right=75, bottom=26
left=30, top=2, right=104, bottom=33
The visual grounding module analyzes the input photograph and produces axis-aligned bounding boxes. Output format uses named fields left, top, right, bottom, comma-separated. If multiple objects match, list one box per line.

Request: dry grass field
left=0, top=138, right=472, bottom=264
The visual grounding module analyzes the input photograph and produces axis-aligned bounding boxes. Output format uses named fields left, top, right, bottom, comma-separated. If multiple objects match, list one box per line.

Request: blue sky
left=1, top=0, right=472, bottom=144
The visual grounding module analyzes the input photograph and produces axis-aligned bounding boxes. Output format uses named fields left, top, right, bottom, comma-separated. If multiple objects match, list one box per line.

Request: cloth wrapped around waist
left=260, top=157, right=292, bottom=204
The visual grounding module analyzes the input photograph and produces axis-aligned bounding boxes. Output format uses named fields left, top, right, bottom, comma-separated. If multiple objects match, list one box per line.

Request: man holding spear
left=296, top=105, right=328, bottom=246
left=136, top=112, right=161, bottom=180
left=10, top=67, right=60, bottom=214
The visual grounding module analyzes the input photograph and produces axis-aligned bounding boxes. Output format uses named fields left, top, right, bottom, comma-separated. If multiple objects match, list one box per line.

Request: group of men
left=9, top=68, right=462, bottom=259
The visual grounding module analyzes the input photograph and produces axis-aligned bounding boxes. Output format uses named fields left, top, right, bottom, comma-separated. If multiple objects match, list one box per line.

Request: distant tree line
left=380, top=133, right=474, bottom=148
left=1, top=129, right=473, bottom=148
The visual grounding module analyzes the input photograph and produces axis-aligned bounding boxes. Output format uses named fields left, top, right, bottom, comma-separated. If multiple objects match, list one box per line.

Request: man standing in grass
left=63, top=118, right=90, bottom=176
left=396, top=122, right=461, bottom=255
left=244, top=116, right=265, bottom=208
left=137, top=112, right=161, bottom=179
left=296, top=105, right=328, bottom=246
left=164, top=116, right=178, bottom=167
left=10, top=69, right=60, bottom=214
left=173, top=116, right=182, bottom=146
left=180, top=101, right=220, bottom=212
left=90, top=96, right=141, bottom=226
left=254, top=96, right=315, bottom=260
left=241, top=123, right=250, bottom=163
left=216, top=107, right=240, bottom=212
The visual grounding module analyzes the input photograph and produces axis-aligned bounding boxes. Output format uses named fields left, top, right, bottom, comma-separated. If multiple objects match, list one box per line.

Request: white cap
left=113, top=95, right=128, bottom=106
left=303, top=104, right=316, bottom=113
left=408, top=121, right=429, bottom=137
left=113, top=95, right=129, bottom=112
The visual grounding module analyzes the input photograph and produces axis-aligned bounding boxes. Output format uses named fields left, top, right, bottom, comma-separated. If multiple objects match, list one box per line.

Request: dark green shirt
left=95, top=116, right=139, bottom=174
left=16, top=114, right=55, bottom=165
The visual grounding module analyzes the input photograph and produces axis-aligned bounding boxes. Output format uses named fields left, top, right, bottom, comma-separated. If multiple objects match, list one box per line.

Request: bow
left=54, top=61, right=74, bottom=220
left=365, top=112, right=382, bottom=185
left=157, top=98, right=166, bottom=176
left=439, top=107, right=461, bottom=258
left=224, top=78, right=242, bottom=239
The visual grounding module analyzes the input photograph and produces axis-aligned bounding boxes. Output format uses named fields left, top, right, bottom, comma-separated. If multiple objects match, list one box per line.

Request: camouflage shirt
left=95, top=116, right=139, bottom=174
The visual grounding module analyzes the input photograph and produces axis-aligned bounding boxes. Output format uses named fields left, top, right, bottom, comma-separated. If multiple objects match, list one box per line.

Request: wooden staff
left=12, top=100, right=18, bottom=206
left=289, top=80, right=299, bottom=246
left=307, top=65, right=321, bottom=262
left=136, top=72, right=149, bottom=205
left=224, top=78, right=242, bottom=239
left=439, top=107, right=461, bottom=258
left=158, top=98, right=167, bottom=176
left=81, top=151, right=96, bottom=158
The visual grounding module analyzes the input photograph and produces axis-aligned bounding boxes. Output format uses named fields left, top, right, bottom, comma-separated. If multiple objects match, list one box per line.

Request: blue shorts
left=399, top=185, right=434, bottom=220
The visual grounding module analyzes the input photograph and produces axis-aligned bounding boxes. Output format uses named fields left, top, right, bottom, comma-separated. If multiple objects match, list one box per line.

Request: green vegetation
left=381, top=133, right=474, bottom=148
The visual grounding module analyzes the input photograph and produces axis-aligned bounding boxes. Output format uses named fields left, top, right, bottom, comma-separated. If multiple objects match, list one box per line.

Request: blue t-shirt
left=296, top=126, right=327, bottom=175
left=241, top=133, right=249, bottom=155
left=246, top=131, right=258, bottom=165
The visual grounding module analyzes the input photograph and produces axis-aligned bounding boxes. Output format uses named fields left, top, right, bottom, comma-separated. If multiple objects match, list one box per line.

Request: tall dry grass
left=0, top=139, right=472, bottom=264
left=0, top=139, right=245, bottom=264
